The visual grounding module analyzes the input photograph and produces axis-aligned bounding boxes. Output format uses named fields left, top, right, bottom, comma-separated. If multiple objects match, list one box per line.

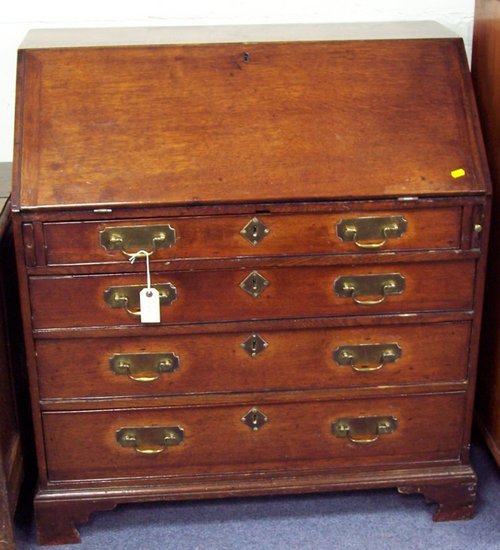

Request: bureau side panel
left=473, top=0, right=500, bottom=466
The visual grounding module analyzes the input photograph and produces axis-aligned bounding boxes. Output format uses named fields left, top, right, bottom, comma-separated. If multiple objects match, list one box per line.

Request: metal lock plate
left=241, top=408, right=268, bottom=431
left=240, top=217, right=270, bottom=246
left=334, top=273, right=405, bottom=305
left=116, top=426, right=184, bottom=454
left=100, top=224, right=176, bottom=256
left=239, top=271, right=270, bottom=298
left=241, top=333, right=269, bottom=357
left=333, top=343, right=402, bottom=372
left=104, top=283, right=177, bottom=316
left=332, top=416, right=398, bottom=445
left=110, top=352, right=180, bottom=382
left=336, top=216, right=407, bottom=249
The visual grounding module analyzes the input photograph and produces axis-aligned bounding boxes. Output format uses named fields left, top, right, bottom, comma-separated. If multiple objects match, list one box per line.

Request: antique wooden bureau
left=11, top=22, right=491, bottom=544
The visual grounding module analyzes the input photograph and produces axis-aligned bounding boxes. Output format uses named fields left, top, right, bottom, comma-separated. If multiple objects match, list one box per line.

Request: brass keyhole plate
left=239, top=271, right=270, bottom=298
left=240, top=333, right=269, bottom=357
left=241, top=408, right=268, bottom=431
left=240, top=217, right=270, bottom=246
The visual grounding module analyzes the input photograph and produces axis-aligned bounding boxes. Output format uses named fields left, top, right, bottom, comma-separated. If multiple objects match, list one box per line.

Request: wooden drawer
left=30, top=260, right=476, bottom=329
left=41, top=207, right=462, bottom=267
left=36, top=321, right=471, bottom=399
left=42, top=392, right=465, bottom=482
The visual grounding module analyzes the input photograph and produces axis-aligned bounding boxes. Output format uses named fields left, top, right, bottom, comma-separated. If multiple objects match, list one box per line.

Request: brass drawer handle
left=332, top=416, right=397, bottom=445
left=104, top=283, right=177, bottom=317
left=100, top=224, right=176, bottom=257
left=110, top=352, right=179, bottom=382
left=350, top=282, right=393, bottom=305
left=337, top=216, right=407, bottom=249
left=334, top=274, right=405, bottom=306
left=333, top=343, right=401, bottom=373
left=122, top=297, right=142, bottom=317
left=352, top=226, right=394, bottom=249
left=116, top=426, right=184, bottom=454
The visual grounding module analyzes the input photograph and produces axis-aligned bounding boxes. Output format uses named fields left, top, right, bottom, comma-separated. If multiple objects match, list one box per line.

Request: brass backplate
left=334, top=273, right=405, bottom=298
left=116, top=426, right=184, bottom=452
left=241, top=408, right=268, bottom=431
left=239, top=271, right=270, bottom=298
left=334, top=343, right=402, bottom=368
left=332, top=416, right=398, bottom=440
left=110, top=352, right=179, bottom=380
left=104, top=283, right=177, bottom=310
left=100, top=224, right=176, bottom=255
left=240, top=217, right=270, bottom=246
left=240, top=333, right=269, bottom=357
left=336, top=216, right=407, bottom=244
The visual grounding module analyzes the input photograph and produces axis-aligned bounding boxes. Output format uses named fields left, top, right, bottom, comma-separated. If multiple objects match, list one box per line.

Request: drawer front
left=43, top=393, right=465, bottom=482
left=30, top=260, right=475, bottom=329
left=36, top=322, right=470, bottom=399
left=42, top=207, right=462, bottom=266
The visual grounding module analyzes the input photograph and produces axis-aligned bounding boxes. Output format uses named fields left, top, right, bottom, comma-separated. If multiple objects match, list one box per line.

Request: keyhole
left=251, top=409, right=259, bottom=430
left=252, top=224, right=259, bottom=238
left=251, top=338, right=257, bottom=357
left=252, top=274, right=258, bottom=290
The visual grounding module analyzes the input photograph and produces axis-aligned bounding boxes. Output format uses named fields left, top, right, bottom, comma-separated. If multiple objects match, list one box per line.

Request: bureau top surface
left=13, top=23, right=489, bottom=211
left=19, top=21, right=457, bottom=49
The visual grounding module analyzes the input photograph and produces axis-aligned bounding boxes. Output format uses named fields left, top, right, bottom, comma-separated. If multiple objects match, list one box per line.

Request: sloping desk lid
left=13, top=22, right=489, bottom=211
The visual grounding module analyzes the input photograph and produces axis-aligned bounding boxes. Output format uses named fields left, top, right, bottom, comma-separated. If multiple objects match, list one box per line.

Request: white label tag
left=139, top=287, right=161, bottom=323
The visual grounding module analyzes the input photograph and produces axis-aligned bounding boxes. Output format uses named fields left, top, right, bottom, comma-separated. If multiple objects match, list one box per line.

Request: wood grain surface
left=14, top=38, right=487, bottom=210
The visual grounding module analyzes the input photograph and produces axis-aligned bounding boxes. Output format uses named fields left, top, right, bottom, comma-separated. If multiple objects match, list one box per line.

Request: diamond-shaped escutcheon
left=241, top=408, right=268, bottom=431
left=240, top=333, right=269, bottom=357
left=240, top=217, right=270, bottom=246
left=239, top=271, right=270, bottom=298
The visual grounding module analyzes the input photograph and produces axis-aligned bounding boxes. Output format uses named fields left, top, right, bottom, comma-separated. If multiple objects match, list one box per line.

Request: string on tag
left=129, top=250, right=161, bottom=323
left=129, top=250, right=152, bottom=291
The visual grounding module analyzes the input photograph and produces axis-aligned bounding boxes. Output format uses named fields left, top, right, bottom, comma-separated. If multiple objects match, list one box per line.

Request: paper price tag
left=140, top=287, right=161, bottom=323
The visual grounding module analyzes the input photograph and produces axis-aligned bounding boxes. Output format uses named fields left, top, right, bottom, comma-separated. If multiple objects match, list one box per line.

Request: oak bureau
left=11, top=22, right=491, bottom=544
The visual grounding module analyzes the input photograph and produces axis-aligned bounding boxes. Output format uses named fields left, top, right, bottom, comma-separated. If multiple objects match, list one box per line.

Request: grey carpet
left=14, top=438, right=500, bottom=549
